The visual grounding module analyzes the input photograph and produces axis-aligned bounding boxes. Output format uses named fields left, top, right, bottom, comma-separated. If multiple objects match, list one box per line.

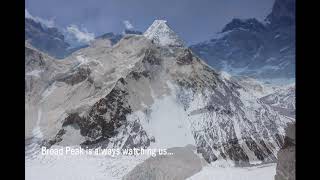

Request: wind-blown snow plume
left=66, top=24, right=95, bottom=44
left=25, top=9, right=55, bottom=28
left=123, top=20, right=134, bottom=30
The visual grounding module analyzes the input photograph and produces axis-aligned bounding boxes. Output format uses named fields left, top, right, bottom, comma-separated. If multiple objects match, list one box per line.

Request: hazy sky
left=26, top=0, right=274, bottom=44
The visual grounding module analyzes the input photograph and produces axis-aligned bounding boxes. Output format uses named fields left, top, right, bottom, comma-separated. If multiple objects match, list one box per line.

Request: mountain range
left=25, top=19, right=294, bottom=166
left=26, top=0, right=295, bottom=83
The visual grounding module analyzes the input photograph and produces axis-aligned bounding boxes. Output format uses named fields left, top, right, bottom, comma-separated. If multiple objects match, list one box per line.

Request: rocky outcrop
left=275, top=123, right=295, bottom=180
left=56, top=67, right=91, bottom=85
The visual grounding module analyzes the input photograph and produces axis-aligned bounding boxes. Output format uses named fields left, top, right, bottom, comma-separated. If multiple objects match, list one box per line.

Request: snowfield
left=26, top=145, right=276, bottom=180
left=26, top=156, right=276, bottom=180
left=188, top=162, right=276, bottom=180
left=25, top=146, right=150, bottom=180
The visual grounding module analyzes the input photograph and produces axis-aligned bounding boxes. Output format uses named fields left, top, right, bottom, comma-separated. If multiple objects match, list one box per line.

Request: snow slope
left=188, top=163, right=276, bottom=180
left=25, top=145, right=149, bottom=180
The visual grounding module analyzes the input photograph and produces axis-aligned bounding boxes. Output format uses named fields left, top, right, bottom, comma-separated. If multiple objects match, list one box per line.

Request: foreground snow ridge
left=188, top=163, right=276, bottom=180
left=26, top=144, right=277, bottom=180
left=25, top=145, right=150, bottom=180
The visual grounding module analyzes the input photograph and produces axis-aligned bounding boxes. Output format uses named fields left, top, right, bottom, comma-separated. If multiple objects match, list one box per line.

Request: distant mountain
left=25, top=18, right=71, bottom=59
left=124, top=29, right=143, bottom=35
left=266, top=0, right=295, bottom=27
left=25, top=12, right=146, bottom=59
left=95, top=32, right=123, bottom=44
left=190, top=0, right=295, bottom=82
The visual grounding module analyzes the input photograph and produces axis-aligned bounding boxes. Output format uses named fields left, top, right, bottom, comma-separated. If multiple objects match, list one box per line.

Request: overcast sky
left=26, top=0, right=274, bottom=44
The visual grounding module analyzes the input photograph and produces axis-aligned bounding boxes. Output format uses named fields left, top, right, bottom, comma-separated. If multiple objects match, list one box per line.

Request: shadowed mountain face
left=190, top=0, right=295, bottom=81
left=266, top=0, right=295, bottom=28
left=25, top=18, right=71, bottom=59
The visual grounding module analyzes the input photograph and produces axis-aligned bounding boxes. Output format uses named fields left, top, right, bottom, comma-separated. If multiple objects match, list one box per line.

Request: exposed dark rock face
left=63, top=79, right=132, bottom=142
left=275, top=123, right=295, bottom=180
left=177, top=74, right=286, bottom=165
left=43, top=129, right=66, bottom=148
left=86, top=81, right=131, bottom=139
left=177, top=49, right=194, bottom=65
left=121, top=120, right=153, bottom=149
left=142, top=49, right=162, bottom=66
left=56, top=67, right=91, bottom=85
left=50, top=75, right=153, bottom=149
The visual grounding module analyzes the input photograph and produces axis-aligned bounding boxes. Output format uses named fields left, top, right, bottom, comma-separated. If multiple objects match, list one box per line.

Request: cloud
left=25, top=9, right=55, bottom=28
left=66, top=24, right=95, bottom=44
left=123, top=20, right=134, bottom=30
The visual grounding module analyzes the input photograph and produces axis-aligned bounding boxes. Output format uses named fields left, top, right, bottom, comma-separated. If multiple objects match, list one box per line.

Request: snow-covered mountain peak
left=26, top=28, right=294, bottom=166
left=144, top=20, right=185, bottom=47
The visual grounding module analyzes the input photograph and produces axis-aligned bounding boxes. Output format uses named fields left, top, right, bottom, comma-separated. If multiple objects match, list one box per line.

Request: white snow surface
left=32, top=108, right=43, bottom=139
left=26, top=146, right=276, bottom=180
left=125, top=82, right=195, bottom=149
left=25, top=145, right=150, bottom=180
left=41, top=82, right=57, bottom=100
left=26, top=70, right=43, bottom=78
left=188, top=163, right=276, bottom=180
left=147, top=94, right=195, bottom=148
left=139, top=95, right=195, bottom=149
left=144, top=20, right=185, bottom=47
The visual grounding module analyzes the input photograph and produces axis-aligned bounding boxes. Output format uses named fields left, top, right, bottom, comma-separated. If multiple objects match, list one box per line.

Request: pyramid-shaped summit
left=143, top=20, right=185, bottom=47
